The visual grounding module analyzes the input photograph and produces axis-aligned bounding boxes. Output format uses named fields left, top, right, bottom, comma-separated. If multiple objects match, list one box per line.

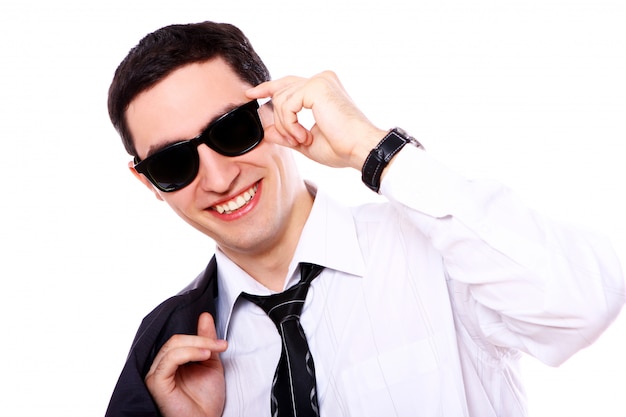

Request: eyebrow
left=144, top=102, right=241, bottom=159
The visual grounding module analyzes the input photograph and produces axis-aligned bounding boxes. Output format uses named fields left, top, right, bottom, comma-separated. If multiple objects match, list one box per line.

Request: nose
left=195, top=144, right=240, bottom=194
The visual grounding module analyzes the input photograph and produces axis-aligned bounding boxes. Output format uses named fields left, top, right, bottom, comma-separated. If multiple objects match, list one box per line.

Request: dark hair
left=108, top=21, right=271, bottom=156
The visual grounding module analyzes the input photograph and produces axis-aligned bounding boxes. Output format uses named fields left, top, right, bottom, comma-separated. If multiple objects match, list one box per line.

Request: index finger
left=245, top=76, right=303, bottom=100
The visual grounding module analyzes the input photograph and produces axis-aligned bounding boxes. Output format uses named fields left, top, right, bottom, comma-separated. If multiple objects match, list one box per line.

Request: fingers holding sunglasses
left=255, top=99, right=302, bottom=149
left=247, top=72, right=386, bottom=170
left=250, top=76, right=314, bottom=147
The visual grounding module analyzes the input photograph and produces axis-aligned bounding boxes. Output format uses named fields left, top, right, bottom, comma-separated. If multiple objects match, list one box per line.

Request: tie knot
left=242, top=263, right=324, bottom=328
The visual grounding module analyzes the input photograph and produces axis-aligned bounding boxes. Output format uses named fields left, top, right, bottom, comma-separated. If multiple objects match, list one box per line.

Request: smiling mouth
left=212, top=183, right=259, bottom=214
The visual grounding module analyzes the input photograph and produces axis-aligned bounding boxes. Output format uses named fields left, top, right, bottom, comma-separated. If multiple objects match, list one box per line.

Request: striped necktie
left=242, top=263, right=324, bottom=417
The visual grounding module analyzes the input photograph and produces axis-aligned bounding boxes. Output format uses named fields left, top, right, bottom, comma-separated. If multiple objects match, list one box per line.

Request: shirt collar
left=215, top=181, right=366, bottom=339
left=290, top=181, right=365, bottom=278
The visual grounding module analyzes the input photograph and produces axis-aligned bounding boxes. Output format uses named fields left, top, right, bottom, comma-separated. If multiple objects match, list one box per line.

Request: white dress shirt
left=215, top=145, right=625, bottom=417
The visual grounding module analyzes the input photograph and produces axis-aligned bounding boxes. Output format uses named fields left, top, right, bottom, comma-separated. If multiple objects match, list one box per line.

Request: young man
left=105, top=21, right=625, bottom=417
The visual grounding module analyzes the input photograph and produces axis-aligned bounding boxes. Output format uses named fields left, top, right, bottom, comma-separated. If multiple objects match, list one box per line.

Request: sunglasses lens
left=145, top=144, right=198, bottom=192
left=209, top=104, right=263, bottom=156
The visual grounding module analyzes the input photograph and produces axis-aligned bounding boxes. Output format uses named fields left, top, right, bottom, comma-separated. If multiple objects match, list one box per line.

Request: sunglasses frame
left=133, top=99, right=264, bottom=192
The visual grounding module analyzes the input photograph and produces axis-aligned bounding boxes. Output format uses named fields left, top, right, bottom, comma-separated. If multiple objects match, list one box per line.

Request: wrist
left=349, top=128, right=388, bottom=171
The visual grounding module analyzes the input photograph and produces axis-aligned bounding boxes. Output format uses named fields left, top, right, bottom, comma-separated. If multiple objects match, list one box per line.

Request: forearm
left=381, top=145, right=626, bottom=364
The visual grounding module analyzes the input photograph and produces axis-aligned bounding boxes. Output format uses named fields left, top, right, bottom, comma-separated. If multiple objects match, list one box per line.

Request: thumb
left=197, top=312, right=218, bottom=339
left=197, top=312, right=228, bottom=355
left=262, top=124, right=302, bottom=148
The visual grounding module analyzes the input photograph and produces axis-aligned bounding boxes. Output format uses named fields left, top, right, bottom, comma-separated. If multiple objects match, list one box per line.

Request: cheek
left=240, top=140, right=287, bottom=169
left=272, top=147, right=299, bottom=178
left=161, top=189, right=198, bottom=215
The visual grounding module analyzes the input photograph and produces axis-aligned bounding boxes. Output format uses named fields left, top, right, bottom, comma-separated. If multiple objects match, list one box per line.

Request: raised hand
left=145, top=312, right=228, bottom=417
left=247, top=71, right=388, bottom=171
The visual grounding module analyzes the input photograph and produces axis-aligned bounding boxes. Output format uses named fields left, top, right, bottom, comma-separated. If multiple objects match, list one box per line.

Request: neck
left=220, top=187, right=315, bottom=292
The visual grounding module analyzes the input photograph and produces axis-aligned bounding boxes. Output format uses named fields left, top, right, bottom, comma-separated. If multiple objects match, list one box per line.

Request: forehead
left=126, top=58, right=252, bottom=158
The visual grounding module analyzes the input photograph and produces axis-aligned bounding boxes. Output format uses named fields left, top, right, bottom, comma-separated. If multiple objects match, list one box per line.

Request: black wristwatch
left=361, top=127, right=422, bottom=193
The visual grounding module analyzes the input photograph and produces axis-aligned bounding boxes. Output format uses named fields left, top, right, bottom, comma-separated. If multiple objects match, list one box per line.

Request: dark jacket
left=105, top=257, right=218, bottom=417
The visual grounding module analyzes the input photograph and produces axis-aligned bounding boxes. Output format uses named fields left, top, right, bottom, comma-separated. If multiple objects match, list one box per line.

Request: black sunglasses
left=134, top=100, right=264, bottom=192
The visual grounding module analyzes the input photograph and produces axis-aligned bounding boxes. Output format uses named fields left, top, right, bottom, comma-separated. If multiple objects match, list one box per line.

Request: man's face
left=125, top=58, right=310, bottom=259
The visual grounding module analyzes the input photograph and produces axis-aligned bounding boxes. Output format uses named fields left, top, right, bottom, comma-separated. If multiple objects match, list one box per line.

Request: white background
left=1, top=0, right=624, bottom=415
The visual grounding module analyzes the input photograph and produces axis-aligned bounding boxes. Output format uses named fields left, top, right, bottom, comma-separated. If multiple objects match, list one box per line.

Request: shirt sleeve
left=379, top=145, right=626, bottom=366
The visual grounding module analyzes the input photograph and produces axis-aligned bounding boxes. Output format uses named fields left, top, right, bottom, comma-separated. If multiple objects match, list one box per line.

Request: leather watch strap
left=361, top=127, right=421, bottom=193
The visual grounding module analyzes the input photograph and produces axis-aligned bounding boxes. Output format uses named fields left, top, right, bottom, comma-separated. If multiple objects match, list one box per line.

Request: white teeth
left=213, top=184, right=258, bottom=214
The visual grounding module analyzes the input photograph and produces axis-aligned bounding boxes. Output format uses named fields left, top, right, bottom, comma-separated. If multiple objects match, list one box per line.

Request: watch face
left=393, top=127, right=423, bottom=149
left=394, top=127, right=410, bottom=138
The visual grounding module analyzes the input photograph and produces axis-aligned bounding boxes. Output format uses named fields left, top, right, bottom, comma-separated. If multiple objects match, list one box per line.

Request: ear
left=128, top=161, right=164, bottom=201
